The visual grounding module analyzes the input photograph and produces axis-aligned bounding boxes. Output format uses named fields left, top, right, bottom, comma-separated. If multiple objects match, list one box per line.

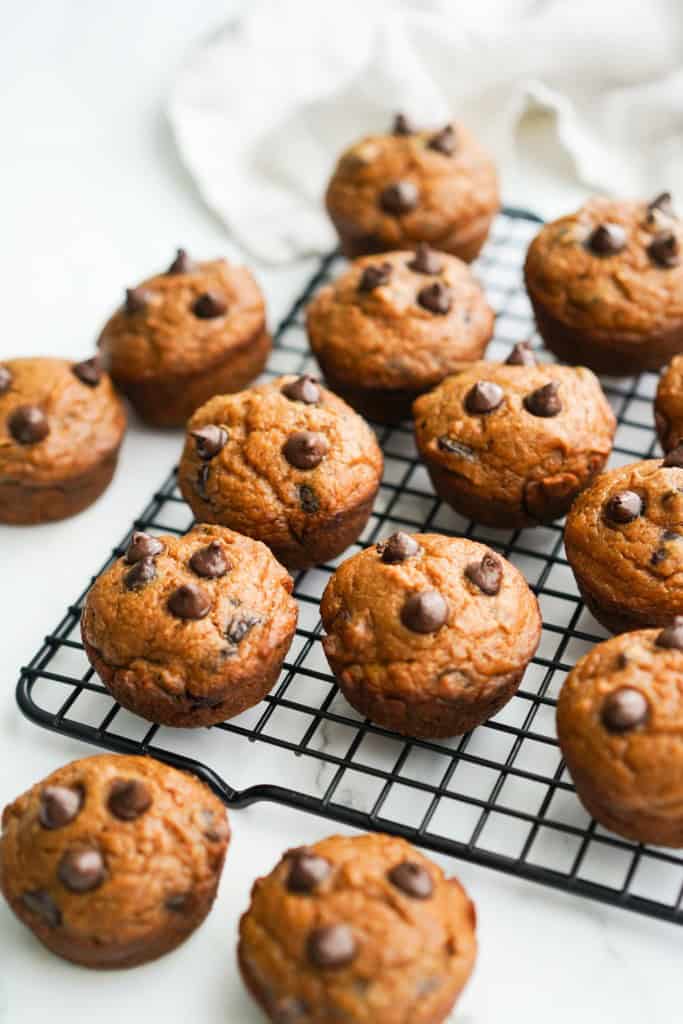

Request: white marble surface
left=0, top=4, right=679, bottom=1023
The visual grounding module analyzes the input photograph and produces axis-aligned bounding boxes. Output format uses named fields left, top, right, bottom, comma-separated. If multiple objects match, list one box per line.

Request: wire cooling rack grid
left=17, top=208, right=683, bottom=926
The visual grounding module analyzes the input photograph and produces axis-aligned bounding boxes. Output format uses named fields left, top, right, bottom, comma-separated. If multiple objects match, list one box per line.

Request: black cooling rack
left=17, top=208, right=683, bottom=927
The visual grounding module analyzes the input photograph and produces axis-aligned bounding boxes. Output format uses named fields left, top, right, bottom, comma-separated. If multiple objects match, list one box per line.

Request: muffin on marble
left=178, top=376, right=383, bottom=570
left=0, top=356, right=126, bottom=525
left=238, top=833, right=476, bottom=1024
left=320, top=532, right=541, bottom=738
left=413, top=348, right=616, bottom=527
left=525, top=194, right=683, bottom=375
left=655, top=353, right=683, bottom=452
left=306, top=247, right=494, bottom=423
left=81, top=524, right=297, bottom=727
left=325, top=113, right=499, bottom=261
left=0, top=754, right=229, bottom=967
left=557, top=624, right=683, bottom=846
left=97, top=249, right=270, bottom=427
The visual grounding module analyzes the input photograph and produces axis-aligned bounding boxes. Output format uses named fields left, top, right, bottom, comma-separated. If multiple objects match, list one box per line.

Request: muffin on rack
left=325, top=112, right=499, bottom=261
left=0, top=753, right=229, bottom=967
left=81, top=524, right=297, bottom=727
left=97, top=248, right=270, bottom=427
left=178, top=376, right=383, bottom=570
left=413, top=348, right=615, bottom=527
left=524, top=194, right=683, bottom=375
left=0, top=356, right=126, bottom=525
left=320, top=532, right=541, bottom=738
left=557, top=624, right=683, bottom=846
left=238, top=832, right=477, bottom=1024
left=655, top=353, right=683, bottom=452
left=306, top=247, right=494, bottom=423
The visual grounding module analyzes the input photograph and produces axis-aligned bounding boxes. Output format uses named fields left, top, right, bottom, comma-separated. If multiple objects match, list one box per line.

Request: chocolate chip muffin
left=564, top=453, right=683, bottom=633
left=0, top=753, right=229, bottom=968
left=238, top=833, right=476, bottom=1024
left=325, top=113, right=499, bottom=262
left=81, top=524, right=297, bottom=727
left=306, top=248, right=494, bottom=423
left=0, top=356, right=126, bottom=525
left=525, top=194, right=683, bottom=374
left=655, top=353, right=683, bottom=452
left=178, top=376, right=383, bottom=570
left=413, top=350, right=615, bottom=527
left=320, top=532, right=541, bottom=737
left=97, top=249, right=270, bottom=427
left=557, top=624, right=683, bottom=846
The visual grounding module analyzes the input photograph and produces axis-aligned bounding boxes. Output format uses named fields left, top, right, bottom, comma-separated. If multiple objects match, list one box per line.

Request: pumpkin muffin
left=306, top=247, right=494, bottom=423
left=655, top=353, right=683, bottom=452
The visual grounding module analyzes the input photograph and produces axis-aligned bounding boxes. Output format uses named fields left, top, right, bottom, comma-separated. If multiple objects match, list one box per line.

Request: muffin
left=238, top=833, right=476, bottom=1024
left=0, top=753, right=229, bottom=968
left=413, top=349, right=616, bottom=527
left=325, top=113, right=499, bottom=261
left=178, top=376, right=383, bottom=570
left=81, top=524, right=298, bottom=727
left=320, top=532, right=541, bottom=738
left=0, top=356, right=126, bottom=525
left=306, top=247, right=494, bottom=423
left=557, top=624, right=683, bottom=846
left=524, top=194, right=683, bottom=375
left=564, top=453, right=683, bottom=633
left=97, top=249, right=270, bottom=427
left=655, top=353, right=683, bottom=451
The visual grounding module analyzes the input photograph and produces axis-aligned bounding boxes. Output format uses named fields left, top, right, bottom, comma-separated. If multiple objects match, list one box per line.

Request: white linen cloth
left=168, top=0, right=683, bottom=263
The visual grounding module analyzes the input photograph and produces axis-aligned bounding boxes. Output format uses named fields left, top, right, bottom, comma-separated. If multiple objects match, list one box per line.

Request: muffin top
left=0, top=356, right=126, bottom=486
left=557, top=625, right=683, bottom=810
left=524, top=195, right=683, bottom=335
left=239, top=832, right=476, bottom=1024
left=413, top=355, right=615, bottom=517
left=81, top=524, right=297, bottom=706
left=98, top=250, right=266, bottom=380
left=0, top=753, right=229, bottom=947
left=655, top=353, right=683, bottom=452
left=325, top=117, right=499, bottom=248
left=321, top=532, right=540, bottom=702
left=306, top=248, right=494, bottom=390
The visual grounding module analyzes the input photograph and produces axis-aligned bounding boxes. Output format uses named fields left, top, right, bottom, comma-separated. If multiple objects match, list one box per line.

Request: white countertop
left=0, top=4, right=679, bottom=1023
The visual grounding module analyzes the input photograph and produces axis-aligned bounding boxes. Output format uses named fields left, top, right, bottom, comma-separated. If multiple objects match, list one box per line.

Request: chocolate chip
left=378, top=531, right=420, bottom=564
left=649, top=191, right=673, bottom=215
left=107, top=778, right=152, bottom=821
left=165, top=893, right=190, bottom=913
left=196, top=464, right=210, bottom=501
left=648, top=231, right=680, bottom=268
left=417, top=281, right=452, bottom=314
left=191, top=425, right=228, bottom=460
left=22, top=890, right=61, bottom=927
left=506, top=341, right=536, bottom=366
left=124, top=557, right=157, bottom=591
left=281, top=375, right=321, bottom=404
left=523, top=381, right=562, bottom=417
left=651, top=529, right=682, bottom=564
left=225, top=614, right=261, bottom=644
left=167, top=583, right=212, bottom=620
left=72, top=357, right=102, bottom=387
left=408, top=244, right=443, bottom=275
left=200, top=808, right=229, bottom=842
left=655, top=616, right=683, bottom=650
left=464, top=381, right=503, bottom=415
left=125, top=287, right=150, bottom=314
left=587, top=223, right=626, bottom=255
left=427, top=123, right=457, bottom=156
left=306, top=924, right=357, bottom=969
left=39, top=786, right=83, bottom=829
left=125, top=531, right=164, bottom=564
left=299, top=484, right=319, bottom=513
left=286, top=851, right=332, bottom=893
left=663, top=443, right=683, bottom=468
left=167, top=248, right=194, bottom=274
left=358, top=261, right=392, bottom=292
left=190, top=541, right=229, bottom=578
left=193, top=291, right=228, bottom=318
left=601, top=688, right=649, bottom=733
left=58, top=847, right=105, bottom=892
left=388, top=861, right=434, bottom=899
left=401, top=590, right=449, bottom=633
left=437, top=437, right=475, bottom=459
left=393, top=112, right=415, bottom=136
left=379, top=181, right=419, bottom=215
left=465, top=553, right=503, bottom=596
left=604, top=490, right=642, bottom=524
left=273, top=998, right=309, bottom=1024
left=8, top=405, right=49, bottom=445
left=283, top=431, right=329, bottom=469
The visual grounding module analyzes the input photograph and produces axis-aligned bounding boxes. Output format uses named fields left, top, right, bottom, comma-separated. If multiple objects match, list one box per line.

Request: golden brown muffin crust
left=655, top=353, right=683, bottom=452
